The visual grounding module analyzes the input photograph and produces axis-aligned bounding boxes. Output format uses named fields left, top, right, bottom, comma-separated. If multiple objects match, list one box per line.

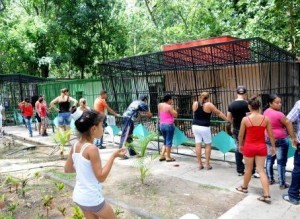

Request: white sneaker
left=253, top=172, right=260, bottom=178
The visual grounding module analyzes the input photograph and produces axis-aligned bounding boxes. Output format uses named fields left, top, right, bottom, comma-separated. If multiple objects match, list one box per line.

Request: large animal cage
left=99, top=37, right=299, bottom=118
left=0, top=74, right=49, bottom=124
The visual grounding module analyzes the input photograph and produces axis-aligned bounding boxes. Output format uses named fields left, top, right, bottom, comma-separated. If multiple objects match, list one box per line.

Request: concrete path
left=1, top=125, right=299, bottom=219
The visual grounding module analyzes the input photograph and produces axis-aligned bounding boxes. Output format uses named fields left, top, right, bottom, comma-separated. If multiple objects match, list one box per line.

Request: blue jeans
left=24, top=116, right=32, bottom=136
left=266, top=138, right=289, bottom=186
left=160, top=124, right=175, bottom=147
left=119, top=117, right=135, bottom=155
left=288, top=149, right=300, bottom=202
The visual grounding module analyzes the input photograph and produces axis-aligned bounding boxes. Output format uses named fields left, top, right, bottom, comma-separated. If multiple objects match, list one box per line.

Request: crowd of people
left=1, top=86, right=299, bottom=218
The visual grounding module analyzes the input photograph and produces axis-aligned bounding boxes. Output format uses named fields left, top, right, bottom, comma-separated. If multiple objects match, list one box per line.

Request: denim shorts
left=58, top=112, right=71, bottom=126
left=75, top=200, right=106, bottom=213
left=160, top=124, right=175, bottom=147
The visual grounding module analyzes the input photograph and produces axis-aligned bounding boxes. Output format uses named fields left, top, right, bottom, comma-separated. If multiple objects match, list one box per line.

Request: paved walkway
left=1, top=125, right=299, bottom=219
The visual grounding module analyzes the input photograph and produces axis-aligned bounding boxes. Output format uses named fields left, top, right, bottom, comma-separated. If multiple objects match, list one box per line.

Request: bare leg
left=243, top=156, right=254, bottom=188
left=160, top=145, right=166, bottom=159
left=255, top=156, right=270, bottom=196
left=83, top=211, right=98, bottom=219
left=195, top=143, right=203, bottom=168
left=94, top=202, right=117, bottom=219
left=205, top=143, right=212, bottom=168
left=166, top=146, right=172, bottom=160
left=38, top=122, right=41, bottom=134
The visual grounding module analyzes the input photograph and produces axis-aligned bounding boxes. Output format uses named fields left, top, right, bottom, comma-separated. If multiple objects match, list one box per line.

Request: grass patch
left=198, top=183, right=230, bottom=192
left=46, top=169, right=75, bottom=181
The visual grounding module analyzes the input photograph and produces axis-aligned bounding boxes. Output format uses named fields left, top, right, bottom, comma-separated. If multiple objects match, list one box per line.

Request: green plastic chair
left=133, top=124, right=150, bottom=138
left=288, top=138, right=296, bottom=158
left=172, top=126, right=188, bottom=146
left=212, top=131, right=236, bottom=154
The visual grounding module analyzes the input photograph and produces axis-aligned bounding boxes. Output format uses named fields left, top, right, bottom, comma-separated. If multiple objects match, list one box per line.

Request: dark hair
left=163, top=94, right=172, bottom=102
left=100, top=90, right=107, bottom=95
left=139, top=95, right=148, bottom=101
left=61, top=88, right=69, bottom=93
left=74, top=110, right=104, bottom=136
left=263, top=94, right=279, bottom=112
left=38, top=97, right=44, bottom=103
left=248, top=95, right=261, bottom=110
left=267, top=94, right=279, bottom=104
left=25, top=97, right=30, bottom=103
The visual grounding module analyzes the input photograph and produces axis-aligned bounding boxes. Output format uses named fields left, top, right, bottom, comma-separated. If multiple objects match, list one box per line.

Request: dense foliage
left=0, top=0, right=299, bottom=78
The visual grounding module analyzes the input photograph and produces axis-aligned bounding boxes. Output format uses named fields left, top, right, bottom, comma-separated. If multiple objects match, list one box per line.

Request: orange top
left=94, top=97, right=108, bottom=114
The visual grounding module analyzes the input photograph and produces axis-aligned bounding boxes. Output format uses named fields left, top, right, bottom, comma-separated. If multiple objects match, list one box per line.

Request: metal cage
left=99, top=37, right=299, bottom=117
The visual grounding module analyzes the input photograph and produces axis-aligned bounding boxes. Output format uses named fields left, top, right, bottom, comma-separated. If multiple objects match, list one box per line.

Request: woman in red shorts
left=236, top=96, right=276, bottom=203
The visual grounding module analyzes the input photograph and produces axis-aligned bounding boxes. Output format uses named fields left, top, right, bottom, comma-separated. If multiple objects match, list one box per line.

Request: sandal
left=199, top=165, right=204, bottom=170
left=257, top=195, right=271, bottom=204
left=236, top=186, right=248, bottom=193
left=166, top=158, right=176, bottom=162
left=159, top=157, right=166, bottom=162
left=206, top=165, right=212, bottom=170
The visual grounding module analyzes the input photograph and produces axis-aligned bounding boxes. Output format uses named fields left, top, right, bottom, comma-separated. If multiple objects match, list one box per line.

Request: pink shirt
left=263, top=108, right=287, bottom=139
left=159, top=103, right=174, bottom=124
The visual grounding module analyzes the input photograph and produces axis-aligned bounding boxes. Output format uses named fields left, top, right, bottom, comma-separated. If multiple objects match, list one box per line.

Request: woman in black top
left=50, top=88, right=78, bottom=138
left=192, top=92, right=228, bottom=170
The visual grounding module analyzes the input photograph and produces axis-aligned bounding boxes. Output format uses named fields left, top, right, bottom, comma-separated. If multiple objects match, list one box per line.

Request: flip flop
left=159, top=157, right=166, bottom=162
left=166, top=158, right=176, bottom=162
left=206, top=165, right=213, bottom=170
left=236, top=186, right=248, bottom=193
left=257, top=195, right=271, bottom=204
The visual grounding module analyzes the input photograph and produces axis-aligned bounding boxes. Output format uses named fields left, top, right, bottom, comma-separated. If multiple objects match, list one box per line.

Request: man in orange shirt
left=94, top=90, right=120, bottom=149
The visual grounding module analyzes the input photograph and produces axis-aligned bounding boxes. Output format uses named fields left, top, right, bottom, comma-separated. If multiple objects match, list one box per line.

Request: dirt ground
left=0, top=136, right=244, bottom=219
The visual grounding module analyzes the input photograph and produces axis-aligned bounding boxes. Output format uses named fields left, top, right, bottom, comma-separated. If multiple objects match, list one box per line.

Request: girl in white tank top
left=64, top=109, right=126, bottom=219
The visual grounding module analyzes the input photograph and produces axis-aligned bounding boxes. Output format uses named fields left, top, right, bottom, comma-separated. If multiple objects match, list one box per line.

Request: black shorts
left=35, top=112, right=41, bottom=122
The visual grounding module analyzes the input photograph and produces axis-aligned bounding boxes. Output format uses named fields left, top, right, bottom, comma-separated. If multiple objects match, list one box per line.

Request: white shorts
left=192, top=125, right=212, bottom=144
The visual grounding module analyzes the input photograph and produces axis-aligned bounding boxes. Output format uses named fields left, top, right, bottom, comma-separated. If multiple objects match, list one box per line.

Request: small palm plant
left=0, top=194, right=6, bottom=209
left=53, top=130, right=71, bottom=159
left=55, top=182, right=64, bottom=192
left=58, top=206, right=67, bottom=217
left=127, top=132, right=158, bottom=184
left=72, top=206, right=84, bottom=219
left=42, top=194, right=54, bottom=218
left=7, top=202, right=18, bottom=216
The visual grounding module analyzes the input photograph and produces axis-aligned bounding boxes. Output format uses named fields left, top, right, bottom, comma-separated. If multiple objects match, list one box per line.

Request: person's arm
left=106, top=105, right=120, bottom=116
left=169, top=105, right=178, bottom=117
left=139, top=103, right=152, bottom=118
left=238, top=118, right=246, bottom=153
left=192, top=101, right=198, bottom=112
left=49, top=97, right=59, bottom=111
left=69, top=97, right=78, bottom=107
left=64, top=147, right=75, bottom=173
left=209, top=103, right=228, bottom=121
left=281, top=117, right=297, bottom=148
left=266, top=118, right=276, bottom=156
left=89, top=147, right=126, bottom=182
left=227, top=112, right=233, bottom=123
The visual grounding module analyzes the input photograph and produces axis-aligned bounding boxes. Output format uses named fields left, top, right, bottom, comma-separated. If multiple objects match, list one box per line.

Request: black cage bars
left=99, top=37, right=298, bottom=117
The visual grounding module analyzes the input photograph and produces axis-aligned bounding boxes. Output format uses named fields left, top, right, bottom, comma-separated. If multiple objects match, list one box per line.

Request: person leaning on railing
left=158, top=94, right=178, bottom=162
left=192, top=92, right=228, bottom=170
